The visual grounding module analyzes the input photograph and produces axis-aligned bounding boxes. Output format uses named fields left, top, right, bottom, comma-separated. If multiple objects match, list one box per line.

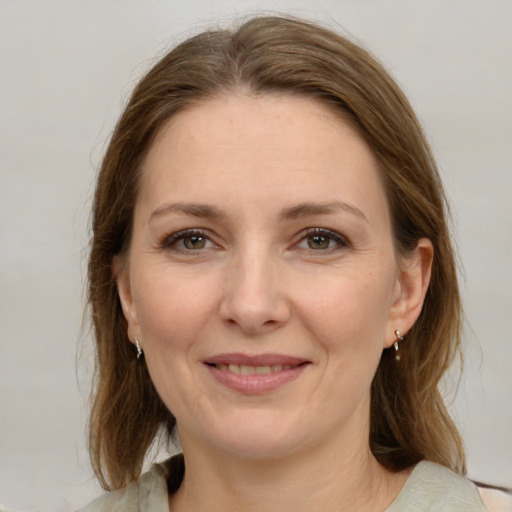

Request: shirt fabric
left=78, top=457, right=488, bottom=512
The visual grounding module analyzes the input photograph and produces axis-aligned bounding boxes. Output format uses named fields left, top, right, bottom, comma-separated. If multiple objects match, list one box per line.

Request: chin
left=216, top=433, right=302, bottom=461
left=179, top=412, right=309, bottom=461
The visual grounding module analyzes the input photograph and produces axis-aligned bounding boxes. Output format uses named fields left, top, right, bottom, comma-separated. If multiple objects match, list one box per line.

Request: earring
left=393, top=330, right=404, bottom=361
left=393, top=329, right=404, bottom=361
left=135, top=337, right=143, bottom=360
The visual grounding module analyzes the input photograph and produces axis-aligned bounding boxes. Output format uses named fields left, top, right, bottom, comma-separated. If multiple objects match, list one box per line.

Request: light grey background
left=1, top=1, right=511, bottom=510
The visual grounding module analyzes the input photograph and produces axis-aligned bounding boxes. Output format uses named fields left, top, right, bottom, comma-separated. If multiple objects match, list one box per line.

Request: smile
left=212, top=363, right=297, bottom=375
left=204, top=354, right=310, bottom=394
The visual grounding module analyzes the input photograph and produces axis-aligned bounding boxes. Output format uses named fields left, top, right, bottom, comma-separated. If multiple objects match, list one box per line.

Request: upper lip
left=204, top=353, right=309, bottom=366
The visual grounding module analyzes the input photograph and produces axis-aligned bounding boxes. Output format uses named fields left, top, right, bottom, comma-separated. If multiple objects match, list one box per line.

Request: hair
left=87, top=15, right=464, bottom=491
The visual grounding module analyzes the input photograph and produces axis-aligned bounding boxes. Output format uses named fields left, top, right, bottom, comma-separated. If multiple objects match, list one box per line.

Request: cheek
left=294, top=266, right=395, bottom=356
left=132, top=266, right=220, bottom=351
left=130, top=270, right=221, bottom=416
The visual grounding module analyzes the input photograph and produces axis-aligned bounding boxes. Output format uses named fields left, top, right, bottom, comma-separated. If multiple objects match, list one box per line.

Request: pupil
left=185, top=236, right=205, bottom=249
left=308, top=235, right=329, bottom=249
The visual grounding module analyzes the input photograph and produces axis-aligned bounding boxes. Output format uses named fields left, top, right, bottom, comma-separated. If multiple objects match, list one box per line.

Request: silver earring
left=393, top=330, right=404, bottom=361
left=135, top=337, right=143, bottom=360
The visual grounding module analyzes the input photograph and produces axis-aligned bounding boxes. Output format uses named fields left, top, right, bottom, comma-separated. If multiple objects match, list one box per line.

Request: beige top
left=78, top=458, right=488, bottom=512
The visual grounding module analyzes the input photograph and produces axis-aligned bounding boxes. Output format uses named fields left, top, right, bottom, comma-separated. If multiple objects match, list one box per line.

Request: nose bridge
left=219, top=239, right=289, bottom=333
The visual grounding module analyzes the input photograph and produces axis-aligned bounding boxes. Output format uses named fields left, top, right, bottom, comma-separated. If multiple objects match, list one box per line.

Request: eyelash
left=159, top=227, right=349, bottom=254
left=160, top=229, right=214, bottom=252
left=296, top=228, right=349, bottom=252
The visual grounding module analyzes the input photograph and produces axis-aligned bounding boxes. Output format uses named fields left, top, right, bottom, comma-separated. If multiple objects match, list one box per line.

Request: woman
left=81, top=15, right=488, bottom=511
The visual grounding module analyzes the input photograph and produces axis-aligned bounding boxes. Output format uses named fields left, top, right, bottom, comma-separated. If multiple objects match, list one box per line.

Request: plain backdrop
left=0, top=1, right=511, bottom=510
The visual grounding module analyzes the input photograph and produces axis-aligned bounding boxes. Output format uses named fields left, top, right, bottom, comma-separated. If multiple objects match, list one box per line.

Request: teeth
left=240, top=365, right=256, bottom=375
left=215, top=364, right=294, bottom=374
left=228, top=364, right=241, bottom=374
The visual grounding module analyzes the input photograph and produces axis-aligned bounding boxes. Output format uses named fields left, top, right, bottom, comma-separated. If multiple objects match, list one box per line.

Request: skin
left=116, top=94, right=433, bottom=512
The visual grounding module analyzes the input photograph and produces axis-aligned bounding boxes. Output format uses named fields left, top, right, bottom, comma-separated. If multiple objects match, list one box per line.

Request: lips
left=205, top=353, right=307, bottom=366
left=212, top=363, right=297, bottom=375
left=204, top=353, right=310, bottom=394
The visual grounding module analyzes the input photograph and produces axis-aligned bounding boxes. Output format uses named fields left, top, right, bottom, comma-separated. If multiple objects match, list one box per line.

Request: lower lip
left=205, top=364, right=308, bottom=394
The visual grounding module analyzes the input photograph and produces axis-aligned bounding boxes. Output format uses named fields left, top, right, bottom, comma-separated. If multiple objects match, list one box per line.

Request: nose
left=219, top=248, right=291, bottom=335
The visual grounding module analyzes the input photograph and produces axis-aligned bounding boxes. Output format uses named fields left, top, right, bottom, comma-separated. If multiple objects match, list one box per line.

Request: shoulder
left=387, top=461, right=488, bottom=511
left=76, top=482, right=139, bottom=512
left=76, top=460, right=171, bottom=512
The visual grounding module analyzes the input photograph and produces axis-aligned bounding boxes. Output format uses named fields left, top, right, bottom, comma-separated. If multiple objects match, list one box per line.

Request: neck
left=169, top=427, right=408, bottom=512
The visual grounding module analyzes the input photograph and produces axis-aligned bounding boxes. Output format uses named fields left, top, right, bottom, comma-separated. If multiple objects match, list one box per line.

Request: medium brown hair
left=87, top=15, right=464, bottom=490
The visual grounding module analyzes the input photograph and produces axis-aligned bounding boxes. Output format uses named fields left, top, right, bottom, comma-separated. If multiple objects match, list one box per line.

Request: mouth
left=206, top=362, right=303, bottom=375
left=203, top=354, right=310, bottom=394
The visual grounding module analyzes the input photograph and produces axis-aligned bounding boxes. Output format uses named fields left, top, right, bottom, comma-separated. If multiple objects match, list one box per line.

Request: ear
left=384, top=238, right=433, bottom=348
left=112, top=255, right=140, bottom=343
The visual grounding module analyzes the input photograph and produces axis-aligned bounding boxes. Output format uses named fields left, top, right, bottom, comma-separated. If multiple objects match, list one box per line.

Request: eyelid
left=159, top=227, right=349, bottom=253
left=160, top=228, right=216, bottom=251
left=295, top=227, right=350, bottom=251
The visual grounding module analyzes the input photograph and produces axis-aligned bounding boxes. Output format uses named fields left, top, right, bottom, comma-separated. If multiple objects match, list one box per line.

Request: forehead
left=147, top=94, right=370, bottom=165
left=139, top=94, right=389, bottom=222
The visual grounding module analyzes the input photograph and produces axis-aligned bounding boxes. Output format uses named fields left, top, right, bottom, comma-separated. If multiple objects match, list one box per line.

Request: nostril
left=218, top=287, right=291, bottom=334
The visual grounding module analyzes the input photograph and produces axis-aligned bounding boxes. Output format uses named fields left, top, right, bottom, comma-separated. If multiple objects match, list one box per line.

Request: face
left=117, top=95, right=427, bottom=461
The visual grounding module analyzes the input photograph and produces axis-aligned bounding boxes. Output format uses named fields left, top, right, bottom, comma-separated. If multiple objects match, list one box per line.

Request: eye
left=161, top=229, right=216, bottom=252
left=296, top=228, right=348, bottom=252
left=307, top=234, right=332, bottom=250
left=183, top=234, right=207, bottom=250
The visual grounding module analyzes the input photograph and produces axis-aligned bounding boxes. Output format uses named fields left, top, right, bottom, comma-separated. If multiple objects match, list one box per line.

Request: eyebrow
left=149, top=200, right=368, bottom=223
left=281, top=201, right=368, bottom=223
left=149, top=202, right=226, bottom=222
